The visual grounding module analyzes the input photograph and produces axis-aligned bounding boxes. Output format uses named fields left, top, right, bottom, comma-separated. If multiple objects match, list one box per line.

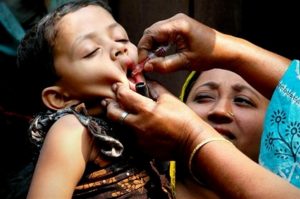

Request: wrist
left=188, top=137, right=232, bottom=184
left=180, top=118, right=221, bottom=169
left=179, top=118, right=232, bottom=184
left=213, top=33, right=244, bottom=70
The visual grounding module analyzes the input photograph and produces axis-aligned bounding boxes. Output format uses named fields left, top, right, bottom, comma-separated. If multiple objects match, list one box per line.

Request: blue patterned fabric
left=259, top=60, right=300, bottom=187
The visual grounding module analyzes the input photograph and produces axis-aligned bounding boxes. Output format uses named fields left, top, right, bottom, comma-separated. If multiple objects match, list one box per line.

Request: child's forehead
left=51, top=5, right=126, bottom=54
left=55, top=5, right=117, bottom=36
left=58, top=5, right=114, bottom=27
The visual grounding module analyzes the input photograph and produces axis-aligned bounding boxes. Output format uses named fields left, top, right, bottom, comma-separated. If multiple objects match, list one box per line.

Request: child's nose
left=111, top=45, right=128, bottom=60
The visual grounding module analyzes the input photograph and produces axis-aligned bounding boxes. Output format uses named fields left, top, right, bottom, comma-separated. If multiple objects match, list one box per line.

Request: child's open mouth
left=126, top=69, right=144, bottom=91
left=122, top=55, right=149, bottom=91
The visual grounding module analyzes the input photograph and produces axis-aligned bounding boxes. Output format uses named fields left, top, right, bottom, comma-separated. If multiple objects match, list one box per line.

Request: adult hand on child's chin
left=103, top=81, right=205, bottom=161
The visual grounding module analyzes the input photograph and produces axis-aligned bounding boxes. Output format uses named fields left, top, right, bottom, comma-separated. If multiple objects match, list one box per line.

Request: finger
left=113, top=83, right=155, bottom=113
left=139, top=19, right=191, bottom=73
left=104, top=99, right=121, bottom=121
left=146, top=80, right=172, bottom=100
left=105, top=99, right=134, bottom=125
left=143, top=52, right=190, bottom=73
left=138, top=19, right=177, bottom=63
left=137, top=13, right=190, bottom=55
left=138, top=22, right=170, bottom=51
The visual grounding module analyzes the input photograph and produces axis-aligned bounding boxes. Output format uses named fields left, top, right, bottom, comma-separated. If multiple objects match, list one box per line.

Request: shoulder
left=28, top=114, right=93, bottom=198
left=42, top=114, right=94, bottom=160
left=48, top=114, right=88, bottom=139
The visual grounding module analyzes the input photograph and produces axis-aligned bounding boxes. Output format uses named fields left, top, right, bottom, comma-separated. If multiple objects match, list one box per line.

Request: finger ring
left=119, top=111, right=129, bottom=124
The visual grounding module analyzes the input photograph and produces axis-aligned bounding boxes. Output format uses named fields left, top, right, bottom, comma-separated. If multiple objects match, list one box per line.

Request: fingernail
left=101, top=99, right=107, bottom=107
left=112, top=83, right=117, bottom=92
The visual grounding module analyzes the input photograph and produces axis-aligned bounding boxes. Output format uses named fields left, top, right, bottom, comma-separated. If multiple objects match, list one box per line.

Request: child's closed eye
left=115, top=39, right=129, bottom=43
left=83, top=48, right=101, bottom=58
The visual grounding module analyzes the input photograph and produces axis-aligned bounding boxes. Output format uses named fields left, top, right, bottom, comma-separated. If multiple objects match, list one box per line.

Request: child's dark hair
left=16, top=0, right=111, bottom=114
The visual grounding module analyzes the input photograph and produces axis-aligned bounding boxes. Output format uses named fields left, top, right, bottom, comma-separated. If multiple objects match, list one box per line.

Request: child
left=17, top=0, right=174, bottom=198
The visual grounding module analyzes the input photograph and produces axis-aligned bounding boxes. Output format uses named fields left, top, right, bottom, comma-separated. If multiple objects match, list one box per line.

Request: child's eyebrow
left=71, top=32, right=96, bottom=56
left=107, top=22, right=126, bottom=34
left=70, top=22, right=123, bottom=56
left=72, top=22, right=120, bottom=46
left=108, top=22, right=120, bottom=30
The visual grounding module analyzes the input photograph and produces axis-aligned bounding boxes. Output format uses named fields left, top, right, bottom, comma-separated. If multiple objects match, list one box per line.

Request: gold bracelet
left=188, top=137, right=232, bottom=184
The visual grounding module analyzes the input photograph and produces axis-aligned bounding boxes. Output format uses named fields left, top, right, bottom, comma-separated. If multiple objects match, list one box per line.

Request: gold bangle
left=188, top=137, right=232, bottom=184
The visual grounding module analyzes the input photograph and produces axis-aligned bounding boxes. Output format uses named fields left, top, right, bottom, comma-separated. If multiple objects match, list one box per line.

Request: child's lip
left=119, top=56, right=146, bottom=90
left=120, top=58, right=145, bottom=81
left=120, top=56, right=135, bottom=69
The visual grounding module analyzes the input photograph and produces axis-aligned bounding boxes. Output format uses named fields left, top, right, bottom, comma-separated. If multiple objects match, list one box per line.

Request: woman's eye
left=234, top=96, right=255, bottom=107
left=194, top=94, right=215, bottom=103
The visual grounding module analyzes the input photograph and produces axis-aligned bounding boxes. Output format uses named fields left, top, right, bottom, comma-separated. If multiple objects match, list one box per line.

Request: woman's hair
left=17, top=0, right=111, bottom=114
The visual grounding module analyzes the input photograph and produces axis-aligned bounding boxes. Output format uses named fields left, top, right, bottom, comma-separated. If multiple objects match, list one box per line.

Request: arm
left=27, top=115, right=93, bottom=199
left=138, top=13, right=291, bottom=98
left=104, top=82, right=300, bottom=199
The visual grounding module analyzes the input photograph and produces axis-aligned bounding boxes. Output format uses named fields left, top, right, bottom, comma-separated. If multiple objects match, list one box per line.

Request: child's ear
left=42, top=86, right=80, bottom=110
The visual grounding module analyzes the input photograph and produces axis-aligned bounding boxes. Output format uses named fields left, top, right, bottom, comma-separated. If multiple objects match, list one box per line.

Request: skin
left=177, top=69, right=269, bottom=199
left=104, top=13, right=300, bottom=198
left=186, top=69, right=269, bottom=161
left=137, top=13, right=290, bottom=99
left=27, top=5, right=139, bottom=198
left=48, top=5, right=138, bottom=111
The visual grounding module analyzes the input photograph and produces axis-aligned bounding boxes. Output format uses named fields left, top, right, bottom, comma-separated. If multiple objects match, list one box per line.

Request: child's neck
left=84, top=100, right=105, bottom=117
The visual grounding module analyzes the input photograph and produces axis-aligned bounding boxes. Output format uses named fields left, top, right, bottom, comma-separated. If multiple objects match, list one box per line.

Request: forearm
left=214, top=32, right=291, bottom=98
left=188, top=136, right=300, bottom=198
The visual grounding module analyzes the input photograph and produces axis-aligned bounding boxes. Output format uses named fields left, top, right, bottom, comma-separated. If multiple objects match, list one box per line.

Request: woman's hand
left=104, top=81, right=218, bottom=161
left=137, top=13, right=232, bottom=73
left=137, top=13, right=290, bottom=98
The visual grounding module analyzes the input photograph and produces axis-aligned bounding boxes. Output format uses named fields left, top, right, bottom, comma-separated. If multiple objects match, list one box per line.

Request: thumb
left=147, top=80, right=172, bottom=100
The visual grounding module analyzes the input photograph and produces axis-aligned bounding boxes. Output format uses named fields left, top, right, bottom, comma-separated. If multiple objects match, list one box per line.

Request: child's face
left=52, top=5, right=137, bottom=103
left=185, top=69, right=269, bottom=161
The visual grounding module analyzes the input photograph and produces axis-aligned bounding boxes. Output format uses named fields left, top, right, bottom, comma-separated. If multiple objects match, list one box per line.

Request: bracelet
left=188, top=137, right=232, bottom=184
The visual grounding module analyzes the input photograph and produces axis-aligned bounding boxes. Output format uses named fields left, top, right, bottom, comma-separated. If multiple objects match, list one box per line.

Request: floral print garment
left=259, top=60, right=300, bottom=187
